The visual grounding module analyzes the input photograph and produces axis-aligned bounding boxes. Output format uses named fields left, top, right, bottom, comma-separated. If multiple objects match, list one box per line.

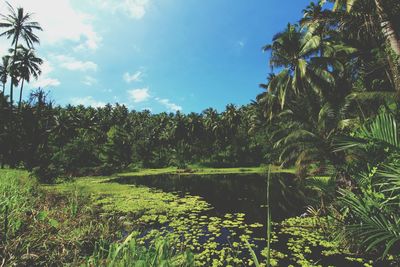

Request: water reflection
left=114, top=172, right=306, bottom=223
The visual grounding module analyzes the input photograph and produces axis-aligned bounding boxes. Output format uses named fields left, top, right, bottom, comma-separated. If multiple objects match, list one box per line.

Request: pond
left=116, top=172, right=304, bottom=224
left=113, top=173, right=375, bottom=266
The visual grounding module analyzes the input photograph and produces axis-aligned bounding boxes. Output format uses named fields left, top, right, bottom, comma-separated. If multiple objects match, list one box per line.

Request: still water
left=115, top=172, right=304, bottom=224
left=114, top=173, right=372, bottom=266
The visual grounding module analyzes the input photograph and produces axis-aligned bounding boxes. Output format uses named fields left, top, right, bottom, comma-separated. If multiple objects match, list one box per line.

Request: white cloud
left=123, top=70, right=143, bottom=83
left=83, top=75, right=97, bottom=86
left=54, top=55, right=98, bottom=72
left=97, top=0, right=150, bottom=19
left=156, top=98, right=182, bottom=112
left=126, top=87, right=182, bottom=112
left=32, top=59, right=60, bottom=88
left=128, top=88, right=150, bottom=103
left=33, top=77, right=61, bottom=88
left=0, top=0, right=101, bottom=51
left=71, top=96, right=106, bottom=107
left=123, top=0, right=149, bottom=19
left=237, top=39, right=246, bottom=48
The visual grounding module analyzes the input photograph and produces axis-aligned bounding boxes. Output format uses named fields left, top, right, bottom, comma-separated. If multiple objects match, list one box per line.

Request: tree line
left=1, top=97, right=270, bottom=179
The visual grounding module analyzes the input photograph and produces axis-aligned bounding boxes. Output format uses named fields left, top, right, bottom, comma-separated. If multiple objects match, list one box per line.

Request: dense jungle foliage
left=1, top=0, right=400, bottom=265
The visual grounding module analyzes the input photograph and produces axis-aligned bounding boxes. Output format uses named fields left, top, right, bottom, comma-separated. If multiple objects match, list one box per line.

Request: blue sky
left=0, top=0, right=311, bottom=113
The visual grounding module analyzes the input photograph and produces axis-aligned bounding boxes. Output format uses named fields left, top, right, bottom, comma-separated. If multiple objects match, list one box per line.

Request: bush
left=31, top=164, right=59, bottom=183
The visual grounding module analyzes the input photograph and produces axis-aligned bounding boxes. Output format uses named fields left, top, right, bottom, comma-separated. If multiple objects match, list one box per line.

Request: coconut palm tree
left=0, top=56, right=10, bottom=94
left=0, top=1, right=42, bottom=107
left=263, top=24, right=335, bottom=109
left=12, top=45, right=43, bottom=109
left=333, top=0, right=400, bottom=55
left=331, top=0, right=400, bottom=90
left=202, top=108, right=219, bottom=134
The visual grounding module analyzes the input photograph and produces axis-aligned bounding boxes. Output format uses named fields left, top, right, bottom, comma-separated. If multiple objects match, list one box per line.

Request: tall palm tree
left=0, top=56, right=10, bottom=94
left=13, top=45, right=42, bottom=109
left=332, top=0, right=400, bottom=90
left=264, top=23, right=356, bottom=112
left=202, top=108, right=219, bottom=134
left=263, top=24, right=335, bottom=109
left=333, top=0, right=400, bottom=55
left=0, top=2, right=42, bottom=107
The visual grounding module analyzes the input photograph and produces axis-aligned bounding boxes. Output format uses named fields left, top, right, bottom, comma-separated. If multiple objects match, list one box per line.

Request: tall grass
left=266, top=165, right=271, bottom=267
left=0, top=170, right=35, bottom=242
left=85, top=232, right=194, bottom=266
left=247, top=165, right=272, bottom=267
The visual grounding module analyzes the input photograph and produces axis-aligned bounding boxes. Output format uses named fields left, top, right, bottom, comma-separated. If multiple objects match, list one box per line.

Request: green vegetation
left=0, top=169, right=34, bottom=243
left=0, top=170, right=194, bottom=266
left=44, top=173, right=373, bottom=266
left=116, top=166, right=295, bottom=177
left=1, top=0, right=400, bottom=266
left=85, top=232, right=194, bottom=267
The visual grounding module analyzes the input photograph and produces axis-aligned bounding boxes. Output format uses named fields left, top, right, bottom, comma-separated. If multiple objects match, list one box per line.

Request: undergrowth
left=0, top=169, right=190, bottom=266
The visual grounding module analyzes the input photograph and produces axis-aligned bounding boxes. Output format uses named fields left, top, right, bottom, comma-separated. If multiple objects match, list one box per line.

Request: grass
left=0, top=169, right=199, bottom=266
left=0, top=169, right=140, bottom=266
left=0, top=169, right=35, bottom=243
left=85, top=232, right=194, bottom=267
left=117, top=165, right=296, bottom=177
left=266, top=166, right=272, bottom=267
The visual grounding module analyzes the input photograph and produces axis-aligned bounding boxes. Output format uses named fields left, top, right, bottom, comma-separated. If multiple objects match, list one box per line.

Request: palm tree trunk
left=2, top=82, right=4, bottom=94
left=18, top=79, right=24, bottom=110
left=9, top=39, right=19, bottom=109
left=374, top=0, right=400, bottom=56
left=374, top=0, right=400, bottom=91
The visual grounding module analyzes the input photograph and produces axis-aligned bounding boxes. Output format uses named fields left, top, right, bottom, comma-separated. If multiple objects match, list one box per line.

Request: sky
left=0, top=0, right=311, bottom=113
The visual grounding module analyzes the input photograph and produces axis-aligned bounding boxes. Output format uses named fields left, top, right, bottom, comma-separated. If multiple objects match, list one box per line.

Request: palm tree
left=0, top=56, right=10, bottom=94
left=263, top=24, right=335, bottom=109
left=332, top=0, right=400, bottom=90
left=333, top=0, right=400, bottom=55
left=334, top=112, right=400, bottom=258
left=202, top=108, right=219, bottom=134
left=0, top=2, right=42, bottom=107
left=13, top=45, right=43, bottom=109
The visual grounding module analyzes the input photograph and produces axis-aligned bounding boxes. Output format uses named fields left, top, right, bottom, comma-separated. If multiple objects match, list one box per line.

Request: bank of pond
left=0, top=169, right=397, bottom=266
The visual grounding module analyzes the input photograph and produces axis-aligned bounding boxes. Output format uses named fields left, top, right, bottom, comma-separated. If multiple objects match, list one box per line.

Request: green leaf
left=48, top=218, right=59, bottom=228
left=37, top=211, right=48, bottom=221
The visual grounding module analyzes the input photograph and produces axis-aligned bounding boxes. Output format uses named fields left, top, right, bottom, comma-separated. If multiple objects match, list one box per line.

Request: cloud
left=123, top=70, right=143, bottom=83
left=0, top=0, right=101, bottom=51
left=123, top=0, right=149, bottom=19
left=83, top=76, right=97, bottom=86
left=237, top=39, right=246, bottom=48
left=97, top=0, right=150, bottom=19
left=127, top=88, right=150, bottom=103
left=126, top=87, right=182, bottom=112
left=54, top=55, right=98, bottom=71
left=33, top=77, right=61, bottom=88
left=32, top=59, right=60, bottom=88
left=142, top=107, right=152, bottom=112
left=71, top=96, right=106, bottom=107
left=156, top=98, right=182, bottom=112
